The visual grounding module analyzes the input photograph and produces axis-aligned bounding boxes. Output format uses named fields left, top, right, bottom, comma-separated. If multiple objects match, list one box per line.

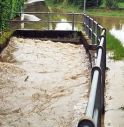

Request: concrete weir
left=0, top=30, right=90, bottom=127
left=25, top=0, right=45, bottom=4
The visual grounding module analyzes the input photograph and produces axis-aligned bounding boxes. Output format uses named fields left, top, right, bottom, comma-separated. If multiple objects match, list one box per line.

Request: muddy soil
left=0, top=37, right=90, bottom=127
left=104, top=56, right=124, bottom=127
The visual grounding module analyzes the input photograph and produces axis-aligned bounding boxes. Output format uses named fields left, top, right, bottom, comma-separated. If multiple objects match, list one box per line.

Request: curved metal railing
left=78, top=14, right=106, bottom=127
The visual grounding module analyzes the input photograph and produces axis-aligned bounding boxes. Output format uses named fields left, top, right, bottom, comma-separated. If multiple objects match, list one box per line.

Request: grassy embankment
left=46, top=0, right=124, bottom=17
left=0, top=32, right=12, bottom=44
left=87, top=2, right=124, bottom=17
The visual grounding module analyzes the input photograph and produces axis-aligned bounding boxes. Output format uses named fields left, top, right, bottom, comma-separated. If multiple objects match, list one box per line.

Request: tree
left=0, top=0, right=24, bottom=30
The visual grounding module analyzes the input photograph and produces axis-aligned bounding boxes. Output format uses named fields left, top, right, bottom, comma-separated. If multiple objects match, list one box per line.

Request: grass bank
left=87, top=8, right=124, bottom=17
left=45, top=0, right=80, bottom=12
left=46, top=0, right=124, bottom=17
left=0, top=32, right=12, bottom=44
left=107, top=33, right=124, bottom=60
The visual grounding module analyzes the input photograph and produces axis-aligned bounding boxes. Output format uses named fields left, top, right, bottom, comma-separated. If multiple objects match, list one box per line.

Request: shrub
left=0, top=0, right=24, bottom=30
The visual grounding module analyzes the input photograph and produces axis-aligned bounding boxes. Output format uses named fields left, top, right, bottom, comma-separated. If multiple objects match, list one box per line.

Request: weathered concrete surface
left=105, top=57, right=124, bottom=127
left=0, top=37, right=90, bottom=127
left=25, top=0, right=44, bottom=4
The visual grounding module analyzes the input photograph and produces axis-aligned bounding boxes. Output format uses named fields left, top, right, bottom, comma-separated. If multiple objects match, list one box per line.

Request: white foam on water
left=55, top=19, right=77, bottom=30
left=110, top=25, right=124, bottom=47
left=22, top=14, right=41, bottom=21
left=25, top=0, right=44, bottom=4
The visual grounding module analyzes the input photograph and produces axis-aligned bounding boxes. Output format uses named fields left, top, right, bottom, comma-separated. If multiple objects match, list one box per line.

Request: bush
left=0, top=0, right=24, bottom=30
left=0, top=32, right=12, bottom=44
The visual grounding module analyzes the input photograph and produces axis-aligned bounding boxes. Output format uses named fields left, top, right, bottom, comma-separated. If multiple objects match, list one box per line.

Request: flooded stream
left=92, top=16, right=124, bottom=46
left=5, top=0, right=124, bottom=126
left=0, top=37, right=90, bottom=127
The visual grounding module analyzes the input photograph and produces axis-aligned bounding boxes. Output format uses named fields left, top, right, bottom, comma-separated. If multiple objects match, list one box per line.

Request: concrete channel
left=0, top=30, right=91, bottom=127
left=1, top=1, right=107, bottom=126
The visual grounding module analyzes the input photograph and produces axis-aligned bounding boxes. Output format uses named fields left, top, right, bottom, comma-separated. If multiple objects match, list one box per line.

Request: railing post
left=72, top=13, right=75, bottom=30
left=97, top=24, right=100, bottom=44
left=103, top=28, right=106, bottom=69
left=86, top=16, right=89, bottom=36
left=21, top=7, right=24, bottom=29
left=83, top=14, right=86, bottom=32
left=47, top=12, right=50, bottom=30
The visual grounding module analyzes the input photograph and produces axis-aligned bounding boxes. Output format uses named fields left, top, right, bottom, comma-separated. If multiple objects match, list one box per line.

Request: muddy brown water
left=92, top=16, right=124, bottom=46
left=0, top=37, right=90, bottom=127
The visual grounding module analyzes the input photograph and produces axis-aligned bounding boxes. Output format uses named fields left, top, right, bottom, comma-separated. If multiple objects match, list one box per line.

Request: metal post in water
left=21, top=7, right=24, bottom=29
left=72, top=13, right=75, bottom=30
left=47, top=12, right=50, bottom=30
left=84, top=0, right=86, bottom=13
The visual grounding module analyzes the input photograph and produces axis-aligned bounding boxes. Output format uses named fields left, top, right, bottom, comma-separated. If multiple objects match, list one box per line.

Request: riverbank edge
left=0, top=32, right=12, bottom=52
left=45, top=0, right=124, bottom=17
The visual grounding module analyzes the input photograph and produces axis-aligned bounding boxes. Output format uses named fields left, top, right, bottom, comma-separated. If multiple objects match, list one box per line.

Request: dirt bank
left=0, top=37, right=90, bottom=127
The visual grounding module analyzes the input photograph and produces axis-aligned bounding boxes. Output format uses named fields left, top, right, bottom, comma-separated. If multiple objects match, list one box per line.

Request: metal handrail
left=1, top=12, right=84, bottom=31
left=78, top=14, right=106, bottom=127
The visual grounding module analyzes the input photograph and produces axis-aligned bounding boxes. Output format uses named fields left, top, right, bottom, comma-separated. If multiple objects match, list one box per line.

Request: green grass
left=87, top=8, right=124, bottom=17
left=46, top=0, right=124, bottom=17
left=107, top=33, right=124, bottom=60
left=118, top=2, right=124, bottom=8
left=45, top=0, right=80, bottom=12
left=0, top=32, right=12, bottom=44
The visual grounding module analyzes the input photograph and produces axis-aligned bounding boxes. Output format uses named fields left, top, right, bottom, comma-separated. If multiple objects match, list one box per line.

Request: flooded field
left=0, top=37, right=90, bottom=127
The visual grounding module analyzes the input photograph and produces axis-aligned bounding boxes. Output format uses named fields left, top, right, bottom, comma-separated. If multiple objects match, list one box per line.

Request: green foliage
left=46, top=0, right=103, bottom=7
left=0, top=32, right=12, bottom=44
left=105, top=0, right=119, bottom=9
left=86, top=0, right=103, bottom=7
left=0, top=0, right=24, bottom=30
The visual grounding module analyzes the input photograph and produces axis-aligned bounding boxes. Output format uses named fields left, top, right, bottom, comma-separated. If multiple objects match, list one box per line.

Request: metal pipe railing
left=78, top=14, right=106, bottom=127
left=1, top=12, right=84, bottom=31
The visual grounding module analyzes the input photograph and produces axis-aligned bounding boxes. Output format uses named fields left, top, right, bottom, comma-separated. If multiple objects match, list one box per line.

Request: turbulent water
left=0, top=37, right=90, bottom=127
